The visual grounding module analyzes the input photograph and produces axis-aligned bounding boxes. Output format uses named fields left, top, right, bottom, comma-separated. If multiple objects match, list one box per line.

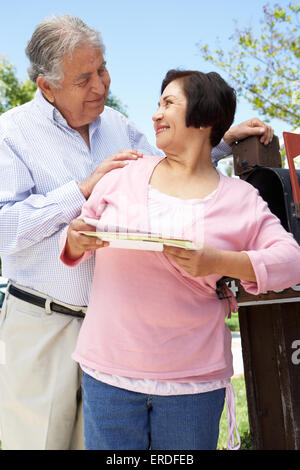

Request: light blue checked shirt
left=0, top=89, right=232, bottom=306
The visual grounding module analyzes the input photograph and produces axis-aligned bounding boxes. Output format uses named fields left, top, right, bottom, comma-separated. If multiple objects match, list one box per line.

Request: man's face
left=49, top=45, right=111, bottom=129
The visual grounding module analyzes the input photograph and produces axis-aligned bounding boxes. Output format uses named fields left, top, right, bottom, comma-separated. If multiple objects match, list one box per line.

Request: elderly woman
left=60, top=69, right=300, bottom=450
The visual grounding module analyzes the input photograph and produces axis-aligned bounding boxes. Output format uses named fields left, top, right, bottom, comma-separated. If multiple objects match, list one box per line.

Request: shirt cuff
left=211, top=139, right=233, bottom=166
left=240, top=250, right=268, bottom=295
left=59, top=225, right=93, bottom=267
left=48, top=180, right=86, bottom=223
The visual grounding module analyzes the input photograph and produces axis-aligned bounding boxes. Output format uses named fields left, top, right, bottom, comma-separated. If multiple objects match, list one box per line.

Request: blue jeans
left=82, top=372, right=225, bottom=450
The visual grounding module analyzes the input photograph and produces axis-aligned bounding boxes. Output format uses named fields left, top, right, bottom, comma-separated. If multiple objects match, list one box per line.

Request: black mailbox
left=245, top=167, right=300, bottom=244
left=231, top=135, right=300, bottom=451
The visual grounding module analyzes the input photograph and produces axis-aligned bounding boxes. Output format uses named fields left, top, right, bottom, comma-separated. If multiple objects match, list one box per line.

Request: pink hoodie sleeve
left=59, top=178, right=108, bottom=267
left=241, top=192, right=300, bottom=294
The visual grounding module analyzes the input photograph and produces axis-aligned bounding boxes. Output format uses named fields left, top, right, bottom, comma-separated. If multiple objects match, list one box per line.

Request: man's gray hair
left=25, top=15, right=105, bottom=87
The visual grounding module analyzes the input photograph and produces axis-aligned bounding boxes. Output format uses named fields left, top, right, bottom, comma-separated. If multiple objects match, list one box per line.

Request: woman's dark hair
left=161, top=69, right=236, bottom=147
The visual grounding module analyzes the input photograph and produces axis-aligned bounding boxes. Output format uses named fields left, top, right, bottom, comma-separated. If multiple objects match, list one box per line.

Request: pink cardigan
left=60, top=156, right=300, bottom=382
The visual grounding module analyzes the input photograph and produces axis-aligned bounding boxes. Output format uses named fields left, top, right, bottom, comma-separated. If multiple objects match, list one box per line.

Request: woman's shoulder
left=110, top=154, right=163, bottom=173
left=122, top=154, right=164, bottom=178
left=92, top=155, right=164, bottom=195
left=128, top=154, right=164, bottom=168
left=220, top=172, right=259, bottom=196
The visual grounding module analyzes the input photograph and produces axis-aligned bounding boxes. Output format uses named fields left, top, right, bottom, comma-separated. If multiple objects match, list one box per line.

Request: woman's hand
left=163, top=244, right=219, bottom=277
left=65, top=218, right=109, bottom=261
left=163, top=244, right=257, bottom=282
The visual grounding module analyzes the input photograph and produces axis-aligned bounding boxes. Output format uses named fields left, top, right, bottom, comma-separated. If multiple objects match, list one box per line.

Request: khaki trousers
left=0, top=286, right=85, bottom=450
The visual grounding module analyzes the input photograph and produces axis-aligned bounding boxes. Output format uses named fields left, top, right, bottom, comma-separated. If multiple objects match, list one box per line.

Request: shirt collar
left=33, top=87, right=102, bottom=133
left=34, top=87, right=57, bottom=121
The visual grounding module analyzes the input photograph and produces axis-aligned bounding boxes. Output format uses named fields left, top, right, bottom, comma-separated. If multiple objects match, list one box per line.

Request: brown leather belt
left=8, top=284, right=86, bottom=319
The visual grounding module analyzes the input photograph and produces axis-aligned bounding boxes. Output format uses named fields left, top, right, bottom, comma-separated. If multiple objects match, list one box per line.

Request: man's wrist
left=223, top=130, right=235, bottom=147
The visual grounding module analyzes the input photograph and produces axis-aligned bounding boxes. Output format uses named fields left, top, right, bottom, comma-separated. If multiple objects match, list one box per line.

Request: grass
left=217, top=375, right=251, bottom=450
left=225, top=311, right=240, bottom=332
left=220, top=313, right=251, bottom=450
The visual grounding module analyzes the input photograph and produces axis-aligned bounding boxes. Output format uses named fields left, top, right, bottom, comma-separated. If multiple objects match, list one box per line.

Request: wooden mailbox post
left=231, top=136, right=300, bottom=450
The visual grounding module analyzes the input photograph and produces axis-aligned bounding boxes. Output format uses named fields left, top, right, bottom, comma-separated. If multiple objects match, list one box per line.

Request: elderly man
left=0, top=14, right=273, bottom=450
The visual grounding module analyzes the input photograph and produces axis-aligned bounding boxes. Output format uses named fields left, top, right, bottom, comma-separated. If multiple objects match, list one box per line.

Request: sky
left=0, top=0, right=294, bottom=147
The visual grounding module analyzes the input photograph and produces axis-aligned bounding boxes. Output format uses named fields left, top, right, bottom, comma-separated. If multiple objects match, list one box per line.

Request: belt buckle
left=45, top=298, right=52, bottom=315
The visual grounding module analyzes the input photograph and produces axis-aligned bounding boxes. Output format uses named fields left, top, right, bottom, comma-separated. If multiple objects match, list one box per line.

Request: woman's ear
left=199, top=125, right=212, bottom=135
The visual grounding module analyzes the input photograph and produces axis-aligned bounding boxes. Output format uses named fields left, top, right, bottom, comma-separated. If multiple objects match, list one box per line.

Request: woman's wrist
left=213, top=249, right=256, bottom=282
left=65, top=239, right=85, bottom=261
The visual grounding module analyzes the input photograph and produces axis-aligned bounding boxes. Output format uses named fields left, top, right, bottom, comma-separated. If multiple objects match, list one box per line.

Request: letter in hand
left=65, top=218, right=109, bottom=261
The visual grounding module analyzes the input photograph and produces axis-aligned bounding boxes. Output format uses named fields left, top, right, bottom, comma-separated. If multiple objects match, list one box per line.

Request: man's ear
left=36, top=76, right=55, bottom=103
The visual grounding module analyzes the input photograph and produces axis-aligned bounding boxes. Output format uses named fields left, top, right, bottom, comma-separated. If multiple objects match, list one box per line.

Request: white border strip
left=238, top=297, right=300, bottom=306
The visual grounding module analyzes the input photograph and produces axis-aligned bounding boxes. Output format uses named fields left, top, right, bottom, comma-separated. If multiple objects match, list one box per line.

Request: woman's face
left=152, top=79, right=190, bottom=153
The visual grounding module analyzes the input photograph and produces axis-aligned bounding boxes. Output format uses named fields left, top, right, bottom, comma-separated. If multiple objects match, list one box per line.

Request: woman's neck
left=150, top=143, right=220, bottom=200
left=162, top=138, right=215, bottom=177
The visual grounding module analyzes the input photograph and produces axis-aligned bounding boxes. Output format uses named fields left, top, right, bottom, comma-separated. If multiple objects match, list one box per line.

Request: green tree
left=106, top=90, right=128, bottom=116
left=198, top=2, right=300, bottom=128
left=0, top=56, right=37, bottom=113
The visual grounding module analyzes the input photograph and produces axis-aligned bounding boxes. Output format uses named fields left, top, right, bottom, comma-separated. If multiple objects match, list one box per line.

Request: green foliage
left=225, top=311, right=240, bottom=331
left=105, top=90, right=128, bottom=116
left=198, top=2, right=300, bottom=128
left=0, top=56, right=36, bottom=114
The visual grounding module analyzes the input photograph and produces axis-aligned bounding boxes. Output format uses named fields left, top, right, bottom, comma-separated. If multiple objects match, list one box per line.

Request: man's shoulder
left=0, top=99, right=34, bottom=121
left=0, top=100, right=35, bottom=136
left=102, top=105, right=128, bottom=122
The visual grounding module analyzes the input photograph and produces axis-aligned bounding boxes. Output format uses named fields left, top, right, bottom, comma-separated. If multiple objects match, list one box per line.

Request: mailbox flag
left=283, top=132, right=300, bottom=218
